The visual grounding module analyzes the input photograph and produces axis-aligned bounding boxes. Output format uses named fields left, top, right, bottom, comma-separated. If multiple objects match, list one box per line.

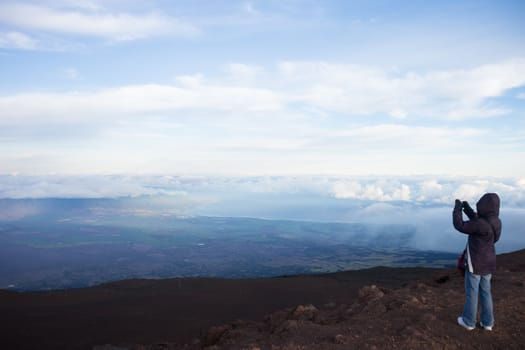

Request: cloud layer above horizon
left=1, top=174, right=524, bottom=253
left=1, top=174, right=524, bottom=207
left=1, top=1, right=525, bottom=176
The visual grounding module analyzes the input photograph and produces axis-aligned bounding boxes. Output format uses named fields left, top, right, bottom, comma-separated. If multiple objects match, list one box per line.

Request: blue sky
left=1, top=0, right=525, bottom=177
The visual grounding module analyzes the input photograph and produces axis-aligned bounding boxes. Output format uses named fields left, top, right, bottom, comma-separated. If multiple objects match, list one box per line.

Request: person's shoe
left=457, top=317, right=474, bottom=330
left=480, top=322, right=493, bottom=331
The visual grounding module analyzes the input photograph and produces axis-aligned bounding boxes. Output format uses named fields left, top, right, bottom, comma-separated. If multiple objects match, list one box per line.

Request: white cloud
left=453, top=181, right=490, bottom=202
left=226, top=63, right=263, bottom=82
left=329, top=176, right=525, bottom=207
left=1, top=59, right=523, bottom=125
left=417, top=180, right=445, bottom=202
left=175, top=73, right=205, bottom=87
left=242, top=1, right=258, bottom=15
left=0, top=31, right=38, bottom=50
left=361, top=184, right=387, bottom=201
left=333, top=181, right=362, bottom=199
left=0, top=59, right=523, bottom=176
left=0, top=3, right=198, bottom=41
left=61, top=0, right=102, bottom=12
left=333, top=180, right=411, bottom=202
left=345, top=124, right=483, bottom=143
left=392, top=184, right=411, bottom=201
left=0, top=83, right=283, bottom=124
left=0, top=175, right=178, bottom=199
left=2, top=59, right=523, bottom=125
left=1, top=175, right=525, bottom=212
left=278, top=59, right=525, bottom=119
left=64, top=67, right=78, bottom=79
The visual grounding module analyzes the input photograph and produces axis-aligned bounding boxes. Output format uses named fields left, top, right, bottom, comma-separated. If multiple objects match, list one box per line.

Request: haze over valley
left=1, top=175, right=524, bottom=291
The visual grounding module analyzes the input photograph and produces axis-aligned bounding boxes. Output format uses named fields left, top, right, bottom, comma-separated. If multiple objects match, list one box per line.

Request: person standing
left=453, top=193, right=502, bottom=331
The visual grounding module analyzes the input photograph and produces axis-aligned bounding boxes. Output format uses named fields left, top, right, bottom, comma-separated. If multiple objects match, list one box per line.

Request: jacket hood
left=476, top=193, right=500, bottom=218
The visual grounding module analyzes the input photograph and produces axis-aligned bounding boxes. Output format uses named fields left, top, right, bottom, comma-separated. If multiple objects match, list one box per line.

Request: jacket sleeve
left=453, top=206, right=479, bottom=234
left=493, top=220, right=502, bottom=243
left=462, top=201, right=477, bottom=220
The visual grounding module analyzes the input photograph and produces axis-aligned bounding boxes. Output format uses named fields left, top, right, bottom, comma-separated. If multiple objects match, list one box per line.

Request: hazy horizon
left=1, top=174, right=524, bottom=254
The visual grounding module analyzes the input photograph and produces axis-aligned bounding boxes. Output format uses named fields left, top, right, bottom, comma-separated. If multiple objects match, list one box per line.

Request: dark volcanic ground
left=1, top=250, right=524, bottom=350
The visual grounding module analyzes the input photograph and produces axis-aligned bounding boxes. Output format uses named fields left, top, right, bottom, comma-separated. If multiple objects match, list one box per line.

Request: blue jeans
left=462, top=271, right=494, bottom=327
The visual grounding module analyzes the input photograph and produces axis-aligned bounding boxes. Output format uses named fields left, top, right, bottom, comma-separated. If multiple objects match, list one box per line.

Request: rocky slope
left=2, top=250, right=523, bottom=350
left=99, top=249, right=525, bottom=350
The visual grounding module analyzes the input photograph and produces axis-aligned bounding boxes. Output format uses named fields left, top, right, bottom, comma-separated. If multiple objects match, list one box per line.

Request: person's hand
left=455, top=199, right=462, bottom=210
left=462, top=200, right=476, bottom=218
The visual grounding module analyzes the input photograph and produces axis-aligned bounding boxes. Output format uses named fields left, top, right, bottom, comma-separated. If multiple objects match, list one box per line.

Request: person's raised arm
left=453, top=199, right=478, bottom=234
left=462, top=201, right=477, bottom=220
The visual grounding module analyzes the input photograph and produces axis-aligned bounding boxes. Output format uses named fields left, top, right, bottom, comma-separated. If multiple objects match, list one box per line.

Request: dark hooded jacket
left=453, top=193, right=502, bottom=275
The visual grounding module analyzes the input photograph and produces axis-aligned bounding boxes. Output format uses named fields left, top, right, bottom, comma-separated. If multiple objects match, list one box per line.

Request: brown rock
left=276, top=320, right=299, bottom=334
left=401, top=325, right=423, bottom=337
left=422, top=313, right=436, bottom=321
left=358, top=285, right=385, bottom=301
left=333, top=334, right=345, bottom=344
left=203, top=325, right=230, bottom=347
left=291, top=304, right=318, bottom=320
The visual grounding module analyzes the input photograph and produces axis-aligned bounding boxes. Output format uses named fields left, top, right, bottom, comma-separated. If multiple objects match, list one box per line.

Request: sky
left=0, top=0, right=524, bottom=178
